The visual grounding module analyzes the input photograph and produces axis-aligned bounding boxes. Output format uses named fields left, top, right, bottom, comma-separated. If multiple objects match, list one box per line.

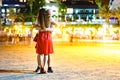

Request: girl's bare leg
left=48, top=54, right=50, bottom=67
left=35, top=54, right=42, bottom=72
left=37, top=54, right=42, bottom=68
left=39, top=54, right=47, bottom=73
left=47, top=54, right=53, bottom=73
left=43, top=54, right=48, bottom=67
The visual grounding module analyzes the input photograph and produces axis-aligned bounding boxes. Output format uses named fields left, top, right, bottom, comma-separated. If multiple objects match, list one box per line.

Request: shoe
left=47, top=67, right=53, bottom=73
left=39, top=68, right=46, bottom=74
left=34, top=66, right=40, bottom=72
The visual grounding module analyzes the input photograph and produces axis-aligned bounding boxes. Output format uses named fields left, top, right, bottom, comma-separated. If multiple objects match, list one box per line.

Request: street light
left=0, top=0, right=2, bottom=29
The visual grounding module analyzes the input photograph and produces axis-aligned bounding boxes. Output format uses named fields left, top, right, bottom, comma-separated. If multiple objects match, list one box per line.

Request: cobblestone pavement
left=1, top=41, right=120, bottom=80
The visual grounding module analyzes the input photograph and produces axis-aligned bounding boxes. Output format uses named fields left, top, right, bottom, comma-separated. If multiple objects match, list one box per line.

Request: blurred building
left=43, top=0, right=99, bottom=22
left=111, top=0, right=120, bottom=9
left=62, top=0, right=114, bottom=22
left=0, top=0, right=115, bottom=22
left=1, top=0, right=27, bottom=18
left=61, top=0, right=98, bottom=22
left=44, top=2, right=59, bottom=21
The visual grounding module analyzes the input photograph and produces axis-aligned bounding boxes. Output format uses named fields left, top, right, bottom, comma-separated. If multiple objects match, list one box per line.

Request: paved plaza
left=0, top=41, right=120, bottom=80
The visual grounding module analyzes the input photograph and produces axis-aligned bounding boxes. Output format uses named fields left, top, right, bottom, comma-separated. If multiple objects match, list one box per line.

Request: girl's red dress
left=36, top=31, right=53, bottom=54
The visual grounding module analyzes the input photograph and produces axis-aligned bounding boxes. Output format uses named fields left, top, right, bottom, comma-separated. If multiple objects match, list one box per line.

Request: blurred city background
left=1, top=1, right=120, bottom=80
left=0, top=0, right=120, bottom=44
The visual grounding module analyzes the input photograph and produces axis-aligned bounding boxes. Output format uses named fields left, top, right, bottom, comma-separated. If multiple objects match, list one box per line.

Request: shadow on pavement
left=0, top=69, right=36, bottom=74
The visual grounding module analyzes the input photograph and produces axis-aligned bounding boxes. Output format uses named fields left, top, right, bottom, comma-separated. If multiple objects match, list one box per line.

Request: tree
left=20, top=0, right=46, bottom=22
left=99, top=5, right=112, bottom=24
left=7, top=8, right=25, bottom=25
left=95, top=0, right=111, bottom=24
left=57, top=0, right=67, bottom=21
left=15, top=13, right=24, bottom=22
left=29, top=0, right=34, bottom=15
left=7, top=8, right=17, bottom=25
left=32, top=0, right=46, bottom=15
left=28, top=0, right=46, bottom=15
left=113, top=7, right=120, bottom=26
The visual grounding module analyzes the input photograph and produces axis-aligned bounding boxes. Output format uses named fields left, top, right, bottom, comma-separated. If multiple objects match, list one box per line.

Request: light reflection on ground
left=0, top=41, right=120, bottom=80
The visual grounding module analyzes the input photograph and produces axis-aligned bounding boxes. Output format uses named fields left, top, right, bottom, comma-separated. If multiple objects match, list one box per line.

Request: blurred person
left=11, top=30, right=17, bottom=44
left=16, top=34, right=20, bottom=44
left=28, top=30, right=33, bottom=45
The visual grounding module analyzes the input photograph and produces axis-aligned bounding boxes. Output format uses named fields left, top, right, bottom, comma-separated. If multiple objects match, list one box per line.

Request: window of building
left=24, top=0, right=26, bottom=2
left=74, top=9, right=79, bottom=14
left=67, top=8, right=73, bottom=14
left=88, top=9, right=93, bottom=13
left=2, top=14, right=5, bottom=17
left=85, top=9, right=89, bottom=13
left=19, top=0, right=23, bottom=2
left=1, top=9, right=5, bottom=13
left=6, top=9, right=9, bottom=13
left=80, top=9, right=84, bottom=13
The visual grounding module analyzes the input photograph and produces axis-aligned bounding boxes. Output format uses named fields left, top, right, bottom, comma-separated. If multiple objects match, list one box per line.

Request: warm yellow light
left=19, top=0, right=23, bottom=2
left=14, top=25, right=19, bottom=30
